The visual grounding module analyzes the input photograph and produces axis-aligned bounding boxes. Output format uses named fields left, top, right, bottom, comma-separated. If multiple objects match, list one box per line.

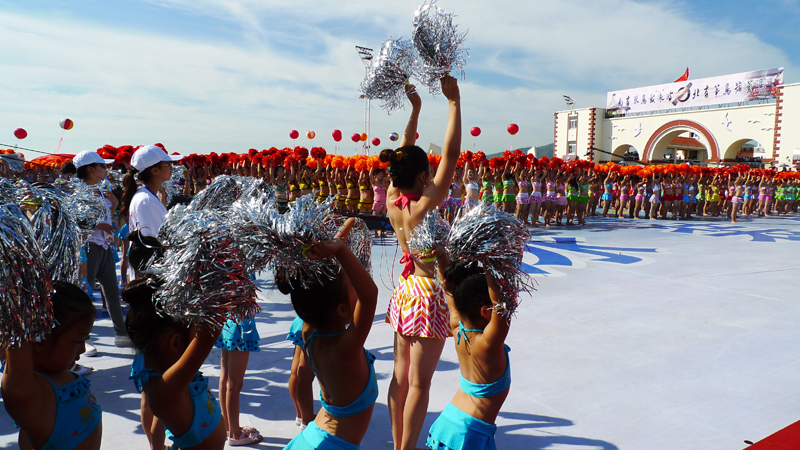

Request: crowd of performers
left=1, top=78, right=534, bottom=450
left=6, top=144, right=800, bottom=230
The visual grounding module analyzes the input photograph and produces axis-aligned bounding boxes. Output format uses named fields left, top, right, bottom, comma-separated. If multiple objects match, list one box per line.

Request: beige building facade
left=554, top=80, right=800, bottom=169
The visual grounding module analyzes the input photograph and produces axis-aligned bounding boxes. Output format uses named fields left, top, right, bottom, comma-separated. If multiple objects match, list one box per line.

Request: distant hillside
left=485, top=143, right=553, bottom=160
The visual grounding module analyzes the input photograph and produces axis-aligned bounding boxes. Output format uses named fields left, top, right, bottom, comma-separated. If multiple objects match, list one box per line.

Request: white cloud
left=0, top=1, right=794, bottom=160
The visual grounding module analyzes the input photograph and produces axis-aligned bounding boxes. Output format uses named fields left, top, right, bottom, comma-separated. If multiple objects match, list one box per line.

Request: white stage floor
left=2, top=213, right=799, bottom=450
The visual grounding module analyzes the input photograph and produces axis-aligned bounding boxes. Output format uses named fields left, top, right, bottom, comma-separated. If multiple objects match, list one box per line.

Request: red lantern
left=470, top=126, right=481, bottom=137
left=13, top=128, right=27, bottom=139
left=307, top=130, right=316, bottom=139
left=351, top=133, right=361, bottom=143
left=372, top=137, right=381, bottom=146
left=332, top=129, right=342, bottom=142
left=507, top=123, right=519, bottom=135
left=60, top=118, right=74, bottom=130
left=289, top=130, right=299, bottom=139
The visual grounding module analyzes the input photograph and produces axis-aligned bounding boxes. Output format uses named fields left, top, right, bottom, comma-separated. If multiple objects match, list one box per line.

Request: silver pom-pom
left=412, top=0, right=469, bottom=96
left=0, top=204, right=54, bottom=347
left=360, top=38, right=418, bottom=112
left=325, top=216, right=373, bottom=273
left=445, top=203, right=534, bottom=318
left=269, top=195, right=340, bottom=285
left=407, top=207, right=450, bottom=257
left=188, top=175, right=244, bottom=211
left=28, top=185, right=82, bottom=283
left=70, top=181, right=107, bottom=244
left=150, top=218, right=260, bottom=327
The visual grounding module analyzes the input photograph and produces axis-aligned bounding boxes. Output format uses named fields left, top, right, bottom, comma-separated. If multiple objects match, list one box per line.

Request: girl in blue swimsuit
left=426, top=257, right=512, bottom=450
left=2, top=282, right=102, bottom=450
left=278, top=238, right=379, bottom=450
left=124, top=277, right=226, bottom=450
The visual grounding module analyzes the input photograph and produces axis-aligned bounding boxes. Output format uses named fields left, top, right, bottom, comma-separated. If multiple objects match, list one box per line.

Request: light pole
left=356, top=46, right=374, bottom=155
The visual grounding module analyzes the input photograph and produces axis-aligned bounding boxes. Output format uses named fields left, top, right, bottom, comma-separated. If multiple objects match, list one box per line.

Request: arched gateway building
left=554, top=68, right=800, bottom=169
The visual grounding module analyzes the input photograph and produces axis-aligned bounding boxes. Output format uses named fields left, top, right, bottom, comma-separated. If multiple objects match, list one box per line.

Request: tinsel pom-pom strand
left=445, top=203, right=535, bottom=319
left=412, top=0, right=469, bottom=96
left=151, top=221, right=260, bottom=327
left=28, top=185, right=82, bottom=283
left=269, top=195, right=340, bottom=285
left=360, top=38, right=418, bottom=112
left=406, top=208, right=450, bottom=256
left=188, top=175, right=245, bottom=212
left=69, top=181, right=108, bottom=245
left=0, top=204, right=54, bottom=348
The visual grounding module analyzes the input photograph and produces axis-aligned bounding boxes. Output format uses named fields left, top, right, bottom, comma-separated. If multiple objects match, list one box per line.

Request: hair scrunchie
left=395, top=151, right=403, bottom=161
left=389, top=164, right=404, bottom=177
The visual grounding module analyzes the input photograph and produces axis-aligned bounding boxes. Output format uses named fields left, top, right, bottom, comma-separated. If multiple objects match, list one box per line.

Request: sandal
left=228, top=429, right=262, bottom=446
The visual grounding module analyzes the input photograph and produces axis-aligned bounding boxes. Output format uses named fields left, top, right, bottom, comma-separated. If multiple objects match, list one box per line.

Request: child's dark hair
left=59, top=161, right=91, bottom=180
left=275, top=270, right=349, bottom=330
left=443, top=260, right=492, bottom=326
left=59, top=161, right=77, bottom=176
left=123, top=276, right=190, bottom=355
left=127, top=231, right=164, bottom=276
left=379, top=146, right=429, bottom=189
left=50, top=281, right=96, bottom=338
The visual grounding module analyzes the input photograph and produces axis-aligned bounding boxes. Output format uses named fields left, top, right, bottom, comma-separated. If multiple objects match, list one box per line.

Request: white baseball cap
left=73, top=150, right=114, bottom=169
left=131, top=145, right=183, bottom=172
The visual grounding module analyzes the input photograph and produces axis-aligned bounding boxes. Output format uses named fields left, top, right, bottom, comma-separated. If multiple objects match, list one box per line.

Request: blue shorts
left=682, top=195, right=691, bottom=203
left=286, top=317, right=305, bottom=349
left=215, top=317, right=260, bottom=352
left=600, top=193, right=613, bottom=202
left=285, top=422, right=359, bottom=450
left=426, top=403, right=497, bottom=450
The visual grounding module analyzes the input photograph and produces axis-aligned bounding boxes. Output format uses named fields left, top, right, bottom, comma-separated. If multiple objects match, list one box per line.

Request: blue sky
left=1, top=0, right=798, bottom=160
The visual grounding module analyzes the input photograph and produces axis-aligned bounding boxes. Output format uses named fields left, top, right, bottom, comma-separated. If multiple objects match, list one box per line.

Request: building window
left=688, top=150, right=699, bottom=160
left=568, top=141, right=577, bottom=154
left=568, top=116, right=577, bottom=129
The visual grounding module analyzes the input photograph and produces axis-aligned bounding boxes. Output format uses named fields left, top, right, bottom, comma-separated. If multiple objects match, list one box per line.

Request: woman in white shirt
left=120, top=145, right=182, bottom=274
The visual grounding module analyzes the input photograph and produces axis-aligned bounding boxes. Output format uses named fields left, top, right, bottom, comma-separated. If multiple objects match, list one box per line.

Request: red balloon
left=13, top=128, right=27, bottom=139
left=289, top=130, right=299, bottom=139
left=332, top=129, right=342, bottom=142
left=351, top=133, right=361, bottom=143
left=415, top=132, right=419, bottom=139
left=470, top=127, right=481, bottom=137
left=372, top=137, right=381, bottom=146
left=507, top=123, right=519, bottom=135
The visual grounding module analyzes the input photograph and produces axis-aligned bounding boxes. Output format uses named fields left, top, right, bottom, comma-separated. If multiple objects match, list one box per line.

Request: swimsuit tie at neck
left=394, top=193, right=421, bottom=211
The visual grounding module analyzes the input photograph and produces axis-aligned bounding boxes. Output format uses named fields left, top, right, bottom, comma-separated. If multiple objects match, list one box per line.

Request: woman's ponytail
left=119, top=169, right=139, bottom=220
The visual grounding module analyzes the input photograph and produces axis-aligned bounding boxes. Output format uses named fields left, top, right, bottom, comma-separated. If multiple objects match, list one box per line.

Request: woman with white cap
left=120, top=145, right=182, bottom=245
left=119, top=144, right=182, bottom=450
left=63, top=150, right=131, bottom=349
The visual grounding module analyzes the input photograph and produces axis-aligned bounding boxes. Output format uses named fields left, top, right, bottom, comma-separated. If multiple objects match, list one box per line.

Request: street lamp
left=356, top=46, right=374, bottom=155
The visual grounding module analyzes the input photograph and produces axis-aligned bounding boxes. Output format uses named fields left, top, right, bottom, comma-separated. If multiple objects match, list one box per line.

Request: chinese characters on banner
left=606, top=68, right=784, bottom=116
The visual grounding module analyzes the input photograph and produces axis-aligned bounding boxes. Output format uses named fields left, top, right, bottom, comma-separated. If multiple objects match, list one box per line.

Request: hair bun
left=379, top=149, right=396, bottom=164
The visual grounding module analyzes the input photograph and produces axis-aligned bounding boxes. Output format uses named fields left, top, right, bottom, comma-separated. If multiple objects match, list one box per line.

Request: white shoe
left=71, top=364, right=94, bottom=376
left=295, top=417, right=303, bottom=426
left=84, top=339, right=98, bottom=357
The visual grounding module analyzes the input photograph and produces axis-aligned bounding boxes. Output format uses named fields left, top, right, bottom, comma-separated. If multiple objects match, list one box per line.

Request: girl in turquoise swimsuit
left=278, top=237, right=379, bottom=450
left=124, top=277, right=226, bottom=450
left=426, top=257, right=511, bottom=450
left=2, top=282, right=102, bottom=450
